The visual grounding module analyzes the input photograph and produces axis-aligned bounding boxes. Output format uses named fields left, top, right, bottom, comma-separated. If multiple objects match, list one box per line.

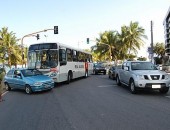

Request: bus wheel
left=66, top=73, right=71, bottom=84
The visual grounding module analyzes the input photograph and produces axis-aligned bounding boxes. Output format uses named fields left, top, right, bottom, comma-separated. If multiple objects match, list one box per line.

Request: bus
left=27, top=42, right=93, bottom=83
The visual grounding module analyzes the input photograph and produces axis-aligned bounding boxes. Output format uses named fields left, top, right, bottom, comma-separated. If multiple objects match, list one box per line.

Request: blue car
left=4, top=68, right=54, bottom=94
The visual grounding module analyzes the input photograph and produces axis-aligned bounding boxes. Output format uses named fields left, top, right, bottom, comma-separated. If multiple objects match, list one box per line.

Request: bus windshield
left=28, top=49, right=58, bottom=69
left=41, top=50, right=58, bottom=68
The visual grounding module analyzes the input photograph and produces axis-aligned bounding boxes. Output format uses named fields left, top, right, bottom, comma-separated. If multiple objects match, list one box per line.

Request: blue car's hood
left=24, top=75, right=52, bottom=82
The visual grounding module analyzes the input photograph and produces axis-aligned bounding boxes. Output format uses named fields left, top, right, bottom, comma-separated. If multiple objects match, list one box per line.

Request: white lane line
left=165, top=96, right=170, bottom=98
left=2, top=91, right=8, bottom=96
left=98, top=84, right=117, bottom=87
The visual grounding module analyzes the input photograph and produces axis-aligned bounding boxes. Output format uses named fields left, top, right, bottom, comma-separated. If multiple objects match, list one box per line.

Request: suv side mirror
left=124, top=66, right=129, bottom=71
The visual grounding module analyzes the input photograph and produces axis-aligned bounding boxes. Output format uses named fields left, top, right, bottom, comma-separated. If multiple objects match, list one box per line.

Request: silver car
left=116, top=61, right=170, bottom=94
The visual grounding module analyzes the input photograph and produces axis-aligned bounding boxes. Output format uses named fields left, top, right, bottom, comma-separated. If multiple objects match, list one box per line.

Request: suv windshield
left=131, top=62, right=158, bottom=70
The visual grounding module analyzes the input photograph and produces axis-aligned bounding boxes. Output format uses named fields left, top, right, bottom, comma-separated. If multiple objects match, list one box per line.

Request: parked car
left=116, top=61, right=170, bottom=94
left=93, top=63, right=106, bottom=75
left=108, top=66, right=116, bottom=79
left=4, top=68, right=54, bottom=94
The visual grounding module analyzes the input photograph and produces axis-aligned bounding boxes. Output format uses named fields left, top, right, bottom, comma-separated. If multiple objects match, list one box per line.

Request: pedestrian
left=0, top=68, right=5, bottom=102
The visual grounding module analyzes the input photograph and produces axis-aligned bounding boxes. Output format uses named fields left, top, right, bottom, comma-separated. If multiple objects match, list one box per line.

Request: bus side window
left=66, top=48, right=73, bottom=61
left=73, top=50, right=78, bottom=61
left=59, top=49, right=67, bottom=65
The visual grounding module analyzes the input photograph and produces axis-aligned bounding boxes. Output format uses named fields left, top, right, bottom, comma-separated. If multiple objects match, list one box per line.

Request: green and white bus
left=27, top=42, right=93, bottom=83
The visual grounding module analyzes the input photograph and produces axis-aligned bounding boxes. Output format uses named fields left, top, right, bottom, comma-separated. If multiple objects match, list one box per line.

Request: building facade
left=164, top=6, right=170, bottom=55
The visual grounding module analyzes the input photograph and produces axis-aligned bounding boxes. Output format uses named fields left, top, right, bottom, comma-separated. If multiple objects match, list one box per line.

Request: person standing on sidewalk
left=0, top=68, right=5, bottom=102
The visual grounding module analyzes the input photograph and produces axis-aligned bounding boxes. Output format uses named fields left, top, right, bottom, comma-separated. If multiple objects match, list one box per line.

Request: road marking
left=98, top=84, right=117, bottom=87
left=2, top=91, right=8, bottom=96
left=165, top=96, right=170, bottom=98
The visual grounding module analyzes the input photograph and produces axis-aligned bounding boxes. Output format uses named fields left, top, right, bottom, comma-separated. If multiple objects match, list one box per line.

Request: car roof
left=11, top=68, right=34, bottom=71
left=126, top=61, right=151, bottom=63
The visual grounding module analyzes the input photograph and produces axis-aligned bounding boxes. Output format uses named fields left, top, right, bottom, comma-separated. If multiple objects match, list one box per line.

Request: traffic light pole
left=21, top=28, right=54, bottom=68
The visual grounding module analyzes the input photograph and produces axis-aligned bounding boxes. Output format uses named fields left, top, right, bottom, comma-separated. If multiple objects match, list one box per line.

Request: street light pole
left=150, top=21, right=154, bottom=63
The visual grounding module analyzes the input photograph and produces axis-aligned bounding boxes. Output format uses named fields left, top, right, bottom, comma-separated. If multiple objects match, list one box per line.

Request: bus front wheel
left=66, top=72, right=72, bottom=84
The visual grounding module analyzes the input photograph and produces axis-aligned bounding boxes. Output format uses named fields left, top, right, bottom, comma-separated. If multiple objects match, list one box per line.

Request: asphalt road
left=0, top=74, right=170, bottom=130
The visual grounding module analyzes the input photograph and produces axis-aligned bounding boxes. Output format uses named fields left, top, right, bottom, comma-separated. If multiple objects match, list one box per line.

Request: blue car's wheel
left=25, top=85, right=32, bottom=94
left=5, top=83, right=11, bottom=91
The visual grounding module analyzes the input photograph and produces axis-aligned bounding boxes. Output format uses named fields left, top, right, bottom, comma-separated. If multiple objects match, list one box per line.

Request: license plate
left=152, top=85, right=161, bottom=88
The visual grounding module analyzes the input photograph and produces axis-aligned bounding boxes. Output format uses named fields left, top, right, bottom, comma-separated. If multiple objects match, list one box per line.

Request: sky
left=1, top=0, right=170, bottom=58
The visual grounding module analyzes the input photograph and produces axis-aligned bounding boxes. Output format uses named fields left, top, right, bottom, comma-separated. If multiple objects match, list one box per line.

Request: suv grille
left=144, top=75, right=165, bottom=80
left=150, top=75, right=160, bottom=80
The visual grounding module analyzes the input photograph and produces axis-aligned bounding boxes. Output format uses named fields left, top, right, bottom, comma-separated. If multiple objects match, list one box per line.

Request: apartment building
left=164, top=6, right=170, bottom=55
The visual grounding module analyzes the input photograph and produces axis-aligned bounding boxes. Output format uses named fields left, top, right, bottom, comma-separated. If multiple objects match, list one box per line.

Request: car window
left=6, top=70, right=14, bottom=78
left=111, top=67, right=115, bottom=70
left=21, top=69, right=43, bottom=77
left=96, top=63, right=104, bottom=67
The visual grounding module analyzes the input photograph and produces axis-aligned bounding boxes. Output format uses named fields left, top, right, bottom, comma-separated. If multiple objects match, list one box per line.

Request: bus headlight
left=50, top=72, right=57, bottom=77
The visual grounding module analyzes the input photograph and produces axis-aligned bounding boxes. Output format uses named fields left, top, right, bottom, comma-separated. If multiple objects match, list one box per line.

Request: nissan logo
left=154, top=76, right=157, bottom=79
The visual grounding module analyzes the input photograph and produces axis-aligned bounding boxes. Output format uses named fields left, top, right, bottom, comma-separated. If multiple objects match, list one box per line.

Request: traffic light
left=37, top=34, right=40, bottom=40
left=87, top=38, right=89, bottom=44
left=54, top=26, right=58, bottom=34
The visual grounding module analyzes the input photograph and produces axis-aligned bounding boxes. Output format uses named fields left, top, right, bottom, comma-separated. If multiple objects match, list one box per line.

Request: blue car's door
left=13, top=76, right=25, bottom=89
left=6, top=70, right=16, bottom=88
left=12, top=70, right=25, bottom=89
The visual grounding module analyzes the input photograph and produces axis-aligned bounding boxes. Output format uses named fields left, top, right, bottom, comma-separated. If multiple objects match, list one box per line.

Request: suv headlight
left=165, top=74, right=169, bottom=80
left=34, top=82, right=43, bottom=86
left=136, top=75, right=144, bottom=80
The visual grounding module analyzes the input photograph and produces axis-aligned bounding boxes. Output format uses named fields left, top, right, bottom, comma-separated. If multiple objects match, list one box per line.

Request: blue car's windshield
left=21, top=69, right=43, bottom=77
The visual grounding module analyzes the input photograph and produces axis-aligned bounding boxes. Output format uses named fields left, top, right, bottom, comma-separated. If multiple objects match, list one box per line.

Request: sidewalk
left=1, top=82, right=6, bottom=95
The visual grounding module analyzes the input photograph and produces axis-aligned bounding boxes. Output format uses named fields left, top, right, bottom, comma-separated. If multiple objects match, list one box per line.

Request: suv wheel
left=129, top=79, right=137, bottom=94
left=159, top=87, right=169, bottom=94
left=116, top=75, right=121, bottom=86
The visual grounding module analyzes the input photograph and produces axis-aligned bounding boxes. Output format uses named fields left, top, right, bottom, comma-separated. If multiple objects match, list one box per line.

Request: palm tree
left=93, top=30, right=120, bottom=64
left=153, top=42, right=165, bottom=64
left=10, top=44, right=22, bottom=68
left=153, top=42, right=165, bottom=57
left=120, top=21, right=147, bottom=56
left=0, top=27, right=20, bottom=68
